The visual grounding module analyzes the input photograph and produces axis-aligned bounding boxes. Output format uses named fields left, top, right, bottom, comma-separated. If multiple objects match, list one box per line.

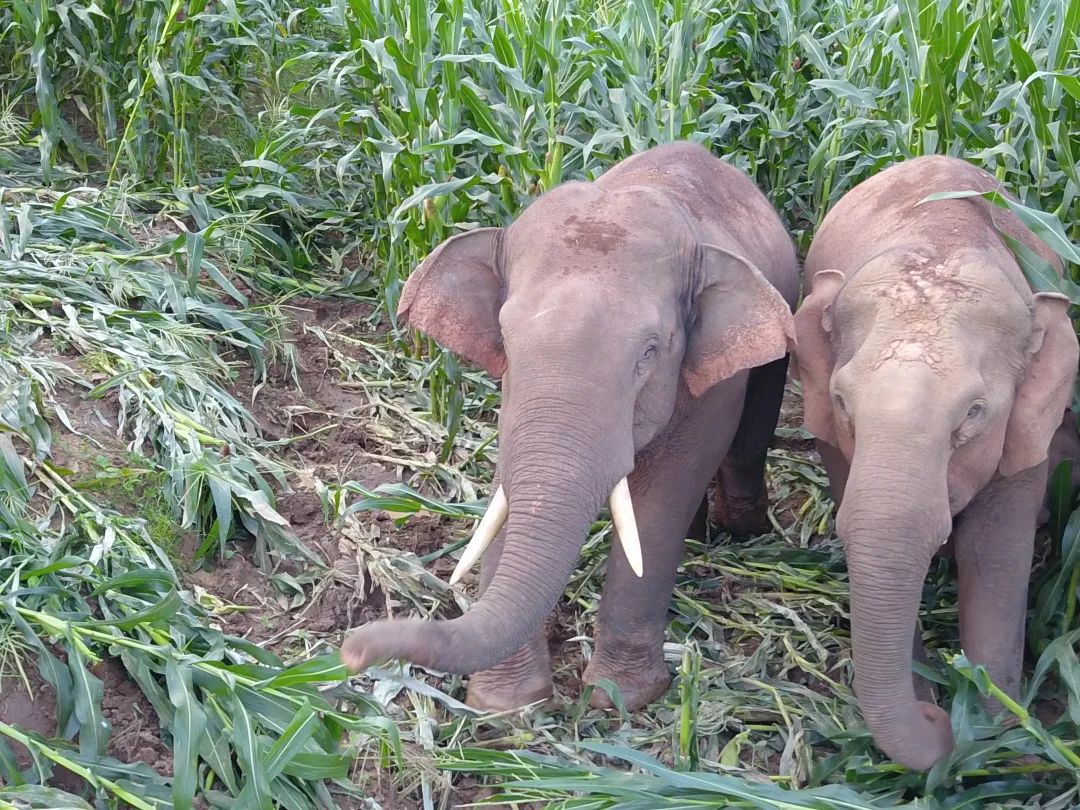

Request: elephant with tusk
left=794, top=155, right=1079, bottom=771
left=341, top=141, right=800, bottom=712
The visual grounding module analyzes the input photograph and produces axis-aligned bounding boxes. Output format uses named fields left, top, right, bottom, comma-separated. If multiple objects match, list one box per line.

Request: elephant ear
left=682, top=244, right=796, bottom=397
left=791, top=269, right=846, bottom=448
left=397, top=227, right=507, bottom=377
left=1000, top=292, right=1080, bottom=477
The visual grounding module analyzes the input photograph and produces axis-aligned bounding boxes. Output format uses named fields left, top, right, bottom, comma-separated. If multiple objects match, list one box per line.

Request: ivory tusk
left=609, top=477, right=644, bottom=577
left=450, top=485, right=508, bottom=585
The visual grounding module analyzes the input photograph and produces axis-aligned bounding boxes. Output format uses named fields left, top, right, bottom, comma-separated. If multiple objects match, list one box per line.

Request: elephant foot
left=466, top=672, right=553, bottom=712
left=710, top=480, right=771, bottom=537
left=465, top=636, right=553, bottom=713
left=583, top=651, right=671, bottom=712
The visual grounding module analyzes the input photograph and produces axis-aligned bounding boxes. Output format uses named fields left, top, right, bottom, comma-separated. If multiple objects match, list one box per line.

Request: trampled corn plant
left=0, top=338, right=400, bottom=807
left=0, top=459, right=397, bottom=809
left=334, top=474, right=1080, bottom=806
left=0, top=160, right=321, bottom=569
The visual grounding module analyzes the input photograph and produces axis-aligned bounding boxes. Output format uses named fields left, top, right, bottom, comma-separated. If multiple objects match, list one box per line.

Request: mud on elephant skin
left=793, top=155, right=1079, bottom=771
left=342, top=141, right=800, bottom=712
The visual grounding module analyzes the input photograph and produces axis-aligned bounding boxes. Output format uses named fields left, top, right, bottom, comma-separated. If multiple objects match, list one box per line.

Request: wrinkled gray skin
left=795, top=155, right=1079, bottom=771
left=342, top=142, right=799, bottom=711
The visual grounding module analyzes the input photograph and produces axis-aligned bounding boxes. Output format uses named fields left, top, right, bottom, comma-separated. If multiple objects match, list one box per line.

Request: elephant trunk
left=837, top=429, right=955, bottom=770
left=343, top=367, right=629, bottom=675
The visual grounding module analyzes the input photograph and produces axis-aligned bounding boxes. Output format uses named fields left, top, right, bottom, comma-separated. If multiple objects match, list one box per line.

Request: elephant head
left=795, top=246, right=1078, bottom=769
left=342, top=176, right=795, bottom=676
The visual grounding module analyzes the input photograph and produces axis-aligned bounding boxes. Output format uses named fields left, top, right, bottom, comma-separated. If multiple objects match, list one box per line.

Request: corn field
left=0, top=0, right=1078, bottom=807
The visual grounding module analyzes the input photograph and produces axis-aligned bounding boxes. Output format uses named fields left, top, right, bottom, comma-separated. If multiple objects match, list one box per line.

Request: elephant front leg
left=583, top=466, right=694, bottom=711
left=585, top=384, right=746, bottom=711
left=463, top=526, right=554, bottom=711
left=954, top=462, right=1046, bottom=715
left=466, top=631, right=553, bottom=711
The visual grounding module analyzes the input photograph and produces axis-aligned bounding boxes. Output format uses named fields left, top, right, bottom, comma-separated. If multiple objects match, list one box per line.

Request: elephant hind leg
left=709, top=355, right=789, bottom=537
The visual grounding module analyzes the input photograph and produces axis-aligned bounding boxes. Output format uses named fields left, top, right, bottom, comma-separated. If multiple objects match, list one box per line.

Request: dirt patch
left=185, top=547, right=286, bottom=642
left=293, top=509, right=463, bottom=641
left=217, top=297, right=468, bottom=648
left=0, top=669, right=57, bottom=754
left=234, top=298, right=385, bottom=457
left=769, top=382, right=833, bottom=543
left=229, top=297, right=406, bottom=562
left=0, top=663, right=85, bottom=793
left=41, top=359, right=199, bottom=570
left=19, top=294, right=510, bottom=806
left=382, top=514, right=463, bottom=579
left=0, top=653, right=171, bottom=794
left=774, top=379, right=813, bottom=453
left=547, top=603, right=591, bottom=704
left=94, top=658, right=173, bottom=776
left=40, top=297, right=456, bottom=654
left=349, top=750, right=537, bottom=810
left=45, top=360, right=127, bottom=476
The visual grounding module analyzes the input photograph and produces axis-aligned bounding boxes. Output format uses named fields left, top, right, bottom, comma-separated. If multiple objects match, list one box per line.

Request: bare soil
left=95, top=658, right=174, bottom=776
left=212, top=297, right=464, bottom=647
left=0, top=362, right=178, bottom=795
left=0, top=663, right=84, bottom=794
left=0, top=654, right=171, bottom=795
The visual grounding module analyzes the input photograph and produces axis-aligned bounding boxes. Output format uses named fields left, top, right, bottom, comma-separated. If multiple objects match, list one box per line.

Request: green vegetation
left=0, top=0, right=1077, bottom=808
left=71, top=454, right=187, bottom=566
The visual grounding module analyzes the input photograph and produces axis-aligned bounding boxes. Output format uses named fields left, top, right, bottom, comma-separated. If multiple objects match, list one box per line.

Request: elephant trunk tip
left=341, top=626, right=378, bottom=673
left=342, top=618, right=454, bottom=674
left=341, top=623, right=389, bottom=673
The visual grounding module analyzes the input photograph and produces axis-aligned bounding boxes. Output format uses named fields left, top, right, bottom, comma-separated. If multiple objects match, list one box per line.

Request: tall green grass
left=1, top=0, right=1079, bottom=807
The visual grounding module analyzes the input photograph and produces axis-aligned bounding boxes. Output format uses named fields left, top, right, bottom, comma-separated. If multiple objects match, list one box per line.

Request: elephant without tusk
left=794, top=154, right=1079, bottom=771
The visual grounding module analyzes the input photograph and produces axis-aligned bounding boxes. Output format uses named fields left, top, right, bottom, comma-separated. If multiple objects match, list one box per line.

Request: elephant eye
left=640, top=341, right=660, bottom=363
left=635, top=342, right=659, bottom=376
left=954, top=400, right=988, bottom=447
